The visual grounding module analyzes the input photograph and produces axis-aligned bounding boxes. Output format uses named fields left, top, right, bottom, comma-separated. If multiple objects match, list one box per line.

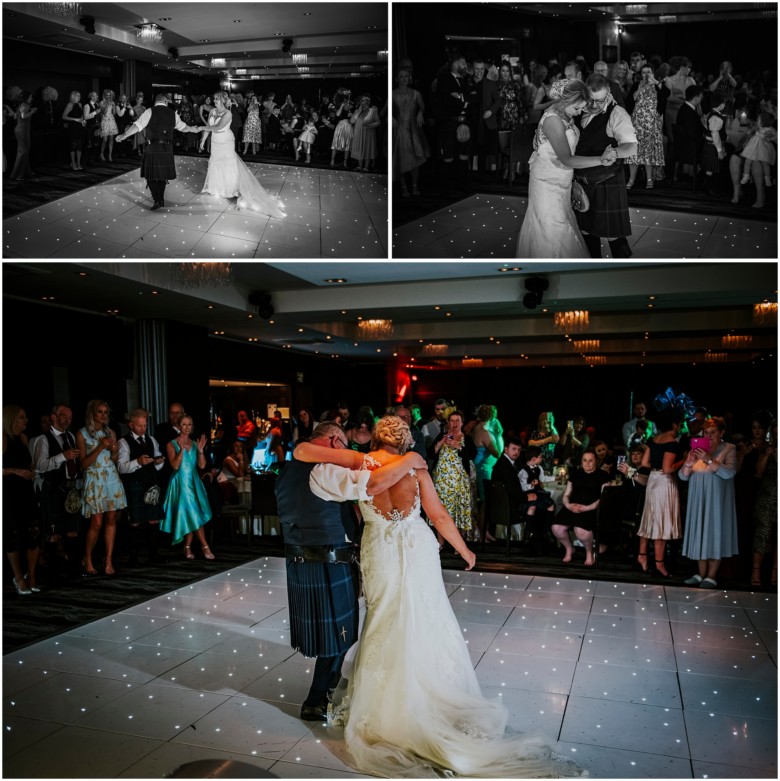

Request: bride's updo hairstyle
left=213, top=91, right=230, bottom=108
left=372, top=415, right=413, bottom=454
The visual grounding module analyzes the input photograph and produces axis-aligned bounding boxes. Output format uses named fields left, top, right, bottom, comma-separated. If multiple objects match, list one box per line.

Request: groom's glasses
left=330, top=435, right=348, bottom=448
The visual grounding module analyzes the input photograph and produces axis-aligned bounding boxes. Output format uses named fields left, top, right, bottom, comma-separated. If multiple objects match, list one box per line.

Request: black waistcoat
left=575, top=102, right=618, bottom=156
left=275, top=460, right=356, bottom=545
left=146, top=105, right=176, bottom=143
left=41, top=430, right=76, bottom=484
left=121, top=434, right=159, bottom=487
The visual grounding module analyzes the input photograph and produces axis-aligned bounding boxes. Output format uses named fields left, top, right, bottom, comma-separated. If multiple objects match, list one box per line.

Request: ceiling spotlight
left=522, top=276, right=549, bottom=310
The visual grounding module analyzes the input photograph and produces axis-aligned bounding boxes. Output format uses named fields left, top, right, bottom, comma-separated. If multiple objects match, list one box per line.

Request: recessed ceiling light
left=233, top=19, right=241, bottom=22
left=324, top=278, right=348, bottom=283
left=199, top=38, right=210, bottom=42
left=303, top=11, right=312, bottom=15
left=158, top=17, right=171, bottom=21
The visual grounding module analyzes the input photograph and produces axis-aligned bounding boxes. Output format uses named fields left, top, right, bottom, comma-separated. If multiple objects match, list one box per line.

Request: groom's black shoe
left=150, top=201, right=162, bottom=211
left=300, top=699, right=329, bottom=721
left=608, top=237, right=633, bottom=258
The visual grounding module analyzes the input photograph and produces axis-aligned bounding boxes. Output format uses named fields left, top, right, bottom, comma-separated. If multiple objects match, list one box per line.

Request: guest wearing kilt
left=574, top=75, right=638, bottom=258
left=276, top=421, right=426, bottom=721
left=115, top=94, right=199, bottom=210
left=701, top=92, right=728, bottom=191
left=117, top=409, right=165, bottom=565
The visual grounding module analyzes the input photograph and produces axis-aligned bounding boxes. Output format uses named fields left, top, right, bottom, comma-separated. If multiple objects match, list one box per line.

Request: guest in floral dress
left=497, top=62, right=525, bottom=182
left=98, top=89, right=119, bottom=162
left=77, top=399, right=127, bottom=576
left=626, top=66, right=665, bottom=188
left=177, top=95, right=196, bottom=151
left=431, top=410, right=477, bottom=543
left=350, top=94, right=380, bottom=172
left=242, top=95, right=262, bottom=155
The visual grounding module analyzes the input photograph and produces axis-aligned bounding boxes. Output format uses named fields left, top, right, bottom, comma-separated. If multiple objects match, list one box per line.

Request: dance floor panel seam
left=2, top=160, right=387, bottom=260
left=3, top=557, right=776, bottom=779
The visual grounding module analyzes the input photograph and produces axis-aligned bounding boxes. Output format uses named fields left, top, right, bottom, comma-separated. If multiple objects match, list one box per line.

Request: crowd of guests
left=3, top=84, right=387, bottom=180
left=5, top=396, right=775, bottom=595
left=394, top=51, right=776, bottom=208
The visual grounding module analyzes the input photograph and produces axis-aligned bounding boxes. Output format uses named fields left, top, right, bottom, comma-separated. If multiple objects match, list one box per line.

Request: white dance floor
left=3, top=158, right=387, bottom=259
left=393, top=194, right=777, bottom=259
left=3, top=556, right=776, bottom=778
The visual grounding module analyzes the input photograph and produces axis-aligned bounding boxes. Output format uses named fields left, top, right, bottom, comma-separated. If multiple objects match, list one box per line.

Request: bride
left=198, top=91, right=285, bottom=218
left=516, top=79, right=613, bottom=259
left=294, top=416, right=584, bottom=778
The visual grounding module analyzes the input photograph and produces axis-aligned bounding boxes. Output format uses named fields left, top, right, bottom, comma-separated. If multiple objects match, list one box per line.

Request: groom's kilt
left=141, top=141, right=177, bottom=181
left=286, top=557, right=359, bottom=658
left=575, top=165, right=632, bottom=238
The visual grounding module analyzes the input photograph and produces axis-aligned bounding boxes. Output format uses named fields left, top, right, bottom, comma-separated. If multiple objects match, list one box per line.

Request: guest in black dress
left=552, top=449, right=610, bottom=566
left=62, top=90, right=85, bottom=171
left=3, top=405, right=42, bottom=594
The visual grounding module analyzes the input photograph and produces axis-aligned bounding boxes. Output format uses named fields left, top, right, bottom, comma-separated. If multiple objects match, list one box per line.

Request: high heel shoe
left=202, top=545, right=215, bottom=560
left=23, top=573, right=41, bottom=593
left=636, top=552, right=649, bottom=572
left=626, top=179, right=635, bottom=189
left=13, top=578, right=33, bottom=596
left=654, top=559, right=672, bottom=578
left=184, top=545, right=194, bottom=560
left=645, top=180, right=654, bottom=189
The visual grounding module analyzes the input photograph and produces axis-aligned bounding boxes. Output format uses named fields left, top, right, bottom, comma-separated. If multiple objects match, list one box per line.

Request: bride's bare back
left=363, top=452, right=419, bottom=520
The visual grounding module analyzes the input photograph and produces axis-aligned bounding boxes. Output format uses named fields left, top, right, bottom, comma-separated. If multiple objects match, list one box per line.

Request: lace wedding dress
left=330, top=456, right=585, bottom=778
left=516, top=108, right=588, bottom=259
left=201, top=113, right=285, bottom=218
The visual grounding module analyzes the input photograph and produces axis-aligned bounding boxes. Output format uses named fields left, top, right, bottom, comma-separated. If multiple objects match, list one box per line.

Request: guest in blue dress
left=679, top=417, right=737, bottom=589
left=77, top=400, right=127, bottom=576
left=161, top=416, right=214, bottom=560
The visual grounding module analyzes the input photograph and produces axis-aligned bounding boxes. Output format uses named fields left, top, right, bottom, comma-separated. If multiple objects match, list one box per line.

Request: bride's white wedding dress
left=516, top=108, right=588, bottom=258
left=202, top=114, right=285, bottom=218
left=330, top=456, right=585, bottom=778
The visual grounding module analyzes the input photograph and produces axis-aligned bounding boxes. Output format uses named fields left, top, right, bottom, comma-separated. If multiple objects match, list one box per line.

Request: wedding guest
left=751, top=419, right=777, bottom=588
left=198, top=96, right=213, bottom=153
left=117, top=408, right=165, bottom=565
left=131, top=91, right=147, bottom=157
left=242, top=95, right=262, bottom=155
left=177, top=94, right=196, bottom=151
left=497, top=61, right=525, bottom=183
left=593, top=61, right=625, bottom=107
left=216, top=440, right=248, bottom=504
left=529, top=411, right=559, bottom=474
left=98, top=88, right=118, bottom=161
left=280, top=94, right=296, bottom=122
left=292, top=409, right=314, bottom=443
left=622, top=401, right=656, bottom=447
left=62, top=90, right=85, bottom=171
left=559, top=416, right=589, bottom=465
left=739, top=111, right=776, bottom=202
left=552, top=449, right=610, bottom=566
left=674, top=84, right=705, bottom=181
left=76, top=400, right=127, bottom=577
left=664, top=56, right=696, bottom=141
left=161, top=416, right=213, bottom=560
left=471, top=404, right=504, bottom=502
left=261, top=92, right=276, bottom=149
left=3, top=406, right=42, bottom=595
left=82, top=91, right=100, bottom=164
left=8, top=91, right=36, bottom=180
left=330, top=104, right=353, bottom=166
left=634, top=411, right=684, bottom=578
left=626, top=65, right=665, bottom=189
left=526, top=64, right=551, bottom=125
left=350, top=94, right=380, bottom=172
left=431, top=410, right=477, bottom=543
left=294, top=111, right=318, bottom=163
left=114, top=93, right=132, bottom=155
left=393, top=67, right=430, bottom=196
left=679, top=417, right=737, bottom=588
left=710, top=61, right=737, bottom=116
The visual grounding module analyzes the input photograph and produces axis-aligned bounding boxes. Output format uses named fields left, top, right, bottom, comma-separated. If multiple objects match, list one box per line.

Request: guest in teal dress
left=77, top=400, right=127, bottom=576
left=161, top=415, right=214, bottom=560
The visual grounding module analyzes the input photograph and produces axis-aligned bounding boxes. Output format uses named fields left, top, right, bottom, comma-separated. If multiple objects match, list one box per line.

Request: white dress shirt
left=33, top=426, right=73, bottom=474
left=117, top=433, right=164, bottom=474
left=308, top=464, right=372, bottom=503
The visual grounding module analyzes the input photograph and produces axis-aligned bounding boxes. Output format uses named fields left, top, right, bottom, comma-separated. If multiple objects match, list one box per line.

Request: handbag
left=143, top=485, right=161, bottom=506
left=571, top=180, right=590, bottom=212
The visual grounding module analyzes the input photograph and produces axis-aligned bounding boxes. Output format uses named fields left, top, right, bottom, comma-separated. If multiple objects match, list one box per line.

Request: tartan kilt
left=123, top=479, right=165, bottom=524
left=576, top=165, right=632, bottom=238
left=286, top=556, right=359, bottom=658
left=141, top=142, right=177, bottom=180
left=700, top=143, right=722, bottom=174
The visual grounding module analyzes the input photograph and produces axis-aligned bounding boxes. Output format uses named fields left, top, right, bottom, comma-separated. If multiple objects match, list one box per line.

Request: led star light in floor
left=3, top=160, right=386, bottom=259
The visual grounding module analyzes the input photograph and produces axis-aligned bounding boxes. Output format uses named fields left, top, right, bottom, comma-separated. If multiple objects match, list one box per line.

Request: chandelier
left=377, top=50, right=388, bottom=61
left=462, top=358, right=483, bottom=367
left=584, top=355, right=606, bottom=366
left=753, top=302, right=778, bottom=325
left=422, top=344, right=447, bottom=355
left=211, top=57, right=226, bottom=68
left=297, top=66, right=310, bottom=74
left=38, top=2, right=81, bottom=15
left=173, top=263, right=232, bottom=288
left=704, top=352, right=728, bottom=363
left=136, top=23, right=164, bottom=44
left=572, top=339, right=600, bottom=353
left=292, top=53, right=307, bottom=64
left=553, top=310, right=589, bottom=333
left=722, top=334, right=753, bottom=349
left=357, top=319, right=393, bottom=339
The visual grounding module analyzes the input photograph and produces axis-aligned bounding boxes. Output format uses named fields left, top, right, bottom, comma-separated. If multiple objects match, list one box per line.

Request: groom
left=116, top=94, right=199, bottom=210
left=574, top=74, right=638, bottom=258
left=276, top=422, right=426, bottom=720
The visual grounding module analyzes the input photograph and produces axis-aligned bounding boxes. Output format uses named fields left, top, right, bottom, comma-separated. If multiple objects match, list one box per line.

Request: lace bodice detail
left=359, top=453, right=421, bottom=523
left=208, top=111, right=230, bottom=131
left=533, top=107, right=578, bottom=152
